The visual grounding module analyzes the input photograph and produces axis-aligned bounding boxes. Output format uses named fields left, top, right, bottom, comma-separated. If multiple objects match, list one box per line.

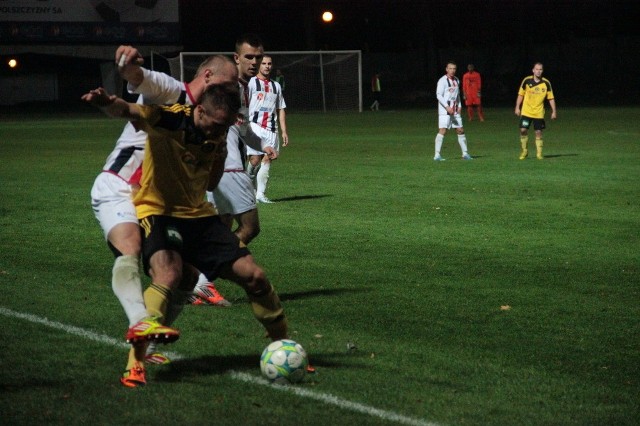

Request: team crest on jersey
left=257, top=93, right=265, bottom=101
left=166, top=227, right=183, bottom=247
left=448, top=88, right=455, bottom=93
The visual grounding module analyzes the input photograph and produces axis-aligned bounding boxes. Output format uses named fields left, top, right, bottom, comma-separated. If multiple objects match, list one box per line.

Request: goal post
left=157, top=50, right=362, bottom=112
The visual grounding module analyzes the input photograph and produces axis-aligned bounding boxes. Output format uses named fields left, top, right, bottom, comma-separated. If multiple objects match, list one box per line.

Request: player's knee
left=246, top=266, right=269, bottom=295
left=149, top=263, right=183, bottom=288
left=244, top=222, right=260, bottom=243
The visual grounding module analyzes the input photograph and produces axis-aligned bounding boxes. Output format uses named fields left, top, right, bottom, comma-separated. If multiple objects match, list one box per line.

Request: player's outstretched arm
left=115, top=45, right=145, bottom=86
left=81, top=88, right=140, bottom=120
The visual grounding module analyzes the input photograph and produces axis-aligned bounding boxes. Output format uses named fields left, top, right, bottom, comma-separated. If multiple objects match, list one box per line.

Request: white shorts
left=208, top=170, right=256, bottom=215
left=438, top=113, right=464, bottom=129
left=90, top=172, right=138, bottom=239
left=246, top=122, right=280, bottom=156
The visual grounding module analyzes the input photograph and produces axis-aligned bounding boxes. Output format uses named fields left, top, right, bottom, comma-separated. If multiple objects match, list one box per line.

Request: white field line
left=1, top=306, right=441, bottom=426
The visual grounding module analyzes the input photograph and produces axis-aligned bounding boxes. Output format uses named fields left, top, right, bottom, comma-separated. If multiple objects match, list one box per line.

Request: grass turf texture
left=0, top=108, right=638, bottom=425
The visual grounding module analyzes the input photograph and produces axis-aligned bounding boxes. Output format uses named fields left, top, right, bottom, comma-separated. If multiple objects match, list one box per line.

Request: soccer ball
left=260, top=339, right=308, bottom=384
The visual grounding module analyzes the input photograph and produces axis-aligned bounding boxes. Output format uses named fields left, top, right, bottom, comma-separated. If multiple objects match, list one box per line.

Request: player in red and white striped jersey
left=434, top=61, right=472, bottom=161
left=246, top=54, right=289, bottom=204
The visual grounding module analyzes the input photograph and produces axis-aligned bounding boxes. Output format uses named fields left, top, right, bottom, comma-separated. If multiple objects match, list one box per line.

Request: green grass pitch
left=0, top=107, right=638, bottom=425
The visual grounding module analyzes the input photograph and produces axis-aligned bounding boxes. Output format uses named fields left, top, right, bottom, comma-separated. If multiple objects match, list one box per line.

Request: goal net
left=153, top=50, right=362, bottom=112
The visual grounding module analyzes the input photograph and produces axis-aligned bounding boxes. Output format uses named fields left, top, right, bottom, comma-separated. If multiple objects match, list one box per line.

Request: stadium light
left=322, top=11, right=333, bottom=23
left=8, top=58, right=18, bottom=69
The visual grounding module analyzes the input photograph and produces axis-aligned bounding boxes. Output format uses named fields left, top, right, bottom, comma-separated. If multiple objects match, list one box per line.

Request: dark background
left=2, top=0, right=639, bottom=108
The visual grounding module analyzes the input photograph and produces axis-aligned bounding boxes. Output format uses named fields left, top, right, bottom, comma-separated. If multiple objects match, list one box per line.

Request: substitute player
left=462, top=64, right=484, bottom=122
left=514, top=62, right=557, bottom=160
left=434, top=61, right=472, bottom=161
left=246, top=54, right=288, bottom=204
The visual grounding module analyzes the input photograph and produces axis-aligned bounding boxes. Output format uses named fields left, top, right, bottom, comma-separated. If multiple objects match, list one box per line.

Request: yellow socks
left=248, top=284, right=288, bottom=340
left=535, top=139, right=544, bottom=159
left=143, top=283, right=172, bottom=323
left=519, top=136, right=529, bottom=160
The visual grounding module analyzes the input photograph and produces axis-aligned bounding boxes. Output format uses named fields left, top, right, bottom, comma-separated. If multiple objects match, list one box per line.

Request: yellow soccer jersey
left=518, top=76, right=554, bottom=119
left=132, top=103, right=227, bottom=219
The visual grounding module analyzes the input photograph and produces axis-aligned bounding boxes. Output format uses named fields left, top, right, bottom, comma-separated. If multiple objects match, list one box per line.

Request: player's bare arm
left=82, top=88, right=140, bottom=120
left=278, top=108, right=289, bottom=146
left=549, top=99, right=557, bottom=120
left=115, top=45, right=145, bottom=86
left=515, top=95, right=524, bottom=116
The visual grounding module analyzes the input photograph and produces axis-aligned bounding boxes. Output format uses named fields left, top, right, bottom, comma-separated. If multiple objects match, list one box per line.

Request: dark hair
left=201, top=83, right=241, bottom=115
left=235, top=33, right=263, bottom=53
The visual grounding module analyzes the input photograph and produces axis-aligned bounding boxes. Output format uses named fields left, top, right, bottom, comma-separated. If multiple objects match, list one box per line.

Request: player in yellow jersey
left=83, top=84, right=289, bottom=387
left=515, top=62, right=557, bottom=160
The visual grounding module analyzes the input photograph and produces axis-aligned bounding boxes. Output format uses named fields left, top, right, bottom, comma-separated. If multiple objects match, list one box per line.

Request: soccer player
left=82, top=84, right=289, bottom=387
left=207, top=34, right=271, bottom=243
left=515, top=62, right=557, bottom=160
left=246, top=54, right=289, bottom=204
left=370, top=72, right=381, bottom=111
left=434, top=61, right=472, bottom=161
left=462, top=64, right=484, bottom=122
left=90, top=49, right=237, bottom=365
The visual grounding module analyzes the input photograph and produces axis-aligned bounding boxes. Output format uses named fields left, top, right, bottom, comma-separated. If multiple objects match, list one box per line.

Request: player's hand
left=115, top=45, right=144, bottom=70
left=514, top=108, right=521, bottom=116
left=281, top=132, right=289, bottom=147
left=81, top=88, right=116, bottom=107
left=446, top=106, right=454, bottom=115
left=551, top=111, right=557, bottom=120
left=264, top=146, right=278, bottom=160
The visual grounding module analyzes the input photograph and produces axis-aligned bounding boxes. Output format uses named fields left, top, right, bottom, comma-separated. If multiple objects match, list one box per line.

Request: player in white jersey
left=91, top=47, right=237, bottom=371
left=208, top=34, right=277, bottom=244
left=246, top=54, right=289, bottom=204
left=434, top=61, right=472, bottom=161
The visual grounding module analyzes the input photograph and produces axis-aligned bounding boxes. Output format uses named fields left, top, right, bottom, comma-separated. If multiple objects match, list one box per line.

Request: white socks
left=256, top=161, right=271, bottom=197
left=457, top=134, right=469, bottom=155
left=112, top=255, right=147, bottom=326
left=435, top=133, right=469, bottom=156
left=434, top=134, right=444, bottom=156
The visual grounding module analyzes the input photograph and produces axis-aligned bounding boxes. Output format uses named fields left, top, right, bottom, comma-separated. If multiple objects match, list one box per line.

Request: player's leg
left=234, top=208, right=261, bottom=244
left=455, top=125, right=472, bottom=160
left=519, top=117, right=531, bottom=160
left=92, top=173, right=148, bottom=329
left=477, top=103, right=485, bottom=122
left=108, top=223, right=148, bottom=326
left=222, top=254, right=288, bottom=341
left=255, top=159, right=272, bottom=203
left=534, top=128, right=544, bottom=160
left=434, top=116, right=449, bottom=161
left=246, top=153, right=263, bottom=188
left=256, top=130, right=279, bottom=203
left=212, top=172, right=260, bottom=244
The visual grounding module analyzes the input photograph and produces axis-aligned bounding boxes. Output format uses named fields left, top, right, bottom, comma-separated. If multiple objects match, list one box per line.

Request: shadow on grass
left=154, top=351, right=369, bottom=383
left=279, top=287, right=371, bottom=302
left=225, top=288, right=372, bottom=305
left=542, top=153, right=578, bottom=158
left=267, top=194, right=332, bottom=203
